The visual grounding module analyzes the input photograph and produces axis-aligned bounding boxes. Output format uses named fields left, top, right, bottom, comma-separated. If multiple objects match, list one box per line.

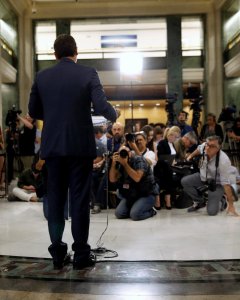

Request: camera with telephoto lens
left=119, top=149, right=129, bottom=158
left=196, top=179, right=216, bottom=196
left=125, top=133, right=135, bottom=143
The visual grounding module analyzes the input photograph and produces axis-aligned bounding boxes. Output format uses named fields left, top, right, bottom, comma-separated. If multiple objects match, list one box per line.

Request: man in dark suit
left=28, top=34, right=117, bottom=269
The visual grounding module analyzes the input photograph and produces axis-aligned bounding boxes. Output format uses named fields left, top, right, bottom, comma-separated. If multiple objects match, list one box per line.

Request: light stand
left=120, top=52, right=143, bottom=132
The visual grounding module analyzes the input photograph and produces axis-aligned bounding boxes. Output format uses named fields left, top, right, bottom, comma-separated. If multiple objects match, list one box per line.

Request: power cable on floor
left=92, top=152, right=118, bottom=259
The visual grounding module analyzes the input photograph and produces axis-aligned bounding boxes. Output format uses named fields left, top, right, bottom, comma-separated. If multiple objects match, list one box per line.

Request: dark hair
left=207, top=113, right=216, bottom=122
left=141, top=124, right=153, bottom=136
left=94, top=126, right=104, bottom=135
left=153, top=126, right=163, bottom=139
left=154, top=123, right=166, bottom=129
left=31, top=163, right=41, bottom=174
left=54, top=34, right=77, bottom=59
left=179, top=110, right=189, bottom=118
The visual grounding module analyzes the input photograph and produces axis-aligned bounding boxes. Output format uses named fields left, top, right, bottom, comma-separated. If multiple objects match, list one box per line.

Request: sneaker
left=220, top=195, right=228, bottom=211
left=151, top=208, right=157, bottom=217
left=91, top=205, right=101, bottom=214
left=187, top=201, right=206, bottom=212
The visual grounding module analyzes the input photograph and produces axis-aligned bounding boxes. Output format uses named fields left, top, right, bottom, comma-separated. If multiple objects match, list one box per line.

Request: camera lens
left=119, top=149, right=129, bottom=158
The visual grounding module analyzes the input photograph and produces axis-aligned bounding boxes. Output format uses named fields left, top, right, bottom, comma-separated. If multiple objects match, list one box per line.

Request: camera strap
left=205, top=150, right=220, bottom=184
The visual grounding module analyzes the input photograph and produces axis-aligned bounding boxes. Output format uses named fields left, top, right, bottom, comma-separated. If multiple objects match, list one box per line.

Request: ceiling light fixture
left=32, top=0, right=37, bottom=14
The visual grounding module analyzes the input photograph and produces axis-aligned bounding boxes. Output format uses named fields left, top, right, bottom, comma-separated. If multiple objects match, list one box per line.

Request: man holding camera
left=181, top=135, right=237, bottom=216
left=126, top=131, right=156, bottom=170
left=109, top=146, right=157, bottom=221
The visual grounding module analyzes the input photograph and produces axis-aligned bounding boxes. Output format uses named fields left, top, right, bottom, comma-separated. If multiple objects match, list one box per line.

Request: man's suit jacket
left=28, top=58, right=117, bottom=158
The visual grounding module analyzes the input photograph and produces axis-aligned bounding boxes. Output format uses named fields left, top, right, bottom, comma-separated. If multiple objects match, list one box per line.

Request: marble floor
left=1, top=197, right=240, bottom=299
left=0, top=197, right=239, bottom=261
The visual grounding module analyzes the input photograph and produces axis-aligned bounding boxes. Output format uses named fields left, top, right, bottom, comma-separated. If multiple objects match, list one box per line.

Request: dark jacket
left=157, top=138, right=176, bottom=158
left=200, top=124, right=224, bottom=141
left=28, top=57, right=117, bottom=159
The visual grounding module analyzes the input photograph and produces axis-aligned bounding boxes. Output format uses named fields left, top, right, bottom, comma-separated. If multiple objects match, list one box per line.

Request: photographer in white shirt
left=182, top=135, right=238, bottom=216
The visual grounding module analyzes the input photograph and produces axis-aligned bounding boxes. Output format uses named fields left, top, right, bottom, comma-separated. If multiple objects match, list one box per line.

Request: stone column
left=0, top=39, right=2, bottom=127
left=18, top=12, right=34, bottom=114
left=167, top=15, right=183, bottom=113
left=205, top=8, right=223, bottom=117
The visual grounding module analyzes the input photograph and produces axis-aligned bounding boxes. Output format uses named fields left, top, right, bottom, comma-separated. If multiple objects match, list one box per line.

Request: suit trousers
left=45, top=156, right=93, bottom=259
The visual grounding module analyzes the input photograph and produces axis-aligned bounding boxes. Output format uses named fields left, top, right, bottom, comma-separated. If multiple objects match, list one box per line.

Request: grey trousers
left=181, top=172, right=224, bottom=216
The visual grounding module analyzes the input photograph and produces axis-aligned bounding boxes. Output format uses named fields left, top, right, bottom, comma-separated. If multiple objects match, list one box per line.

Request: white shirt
left=143, top=148, right=157, bottom=170
left=198, top=143, right=231, bottom=185
left=168, top=142, right=176, bottom=155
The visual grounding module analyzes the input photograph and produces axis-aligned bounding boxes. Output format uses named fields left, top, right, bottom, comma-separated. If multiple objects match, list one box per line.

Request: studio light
left=120, top=52, right=143, bottom=132
left=120, top=52, right=143, bottom=82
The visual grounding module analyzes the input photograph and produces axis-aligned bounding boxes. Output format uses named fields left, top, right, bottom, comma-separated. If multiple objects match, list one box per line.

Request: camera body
left=125, top=133, right=135, bottom=143
left=197, top=179, right=216, bottom=197
left=5, top=105, right=22, bottom=132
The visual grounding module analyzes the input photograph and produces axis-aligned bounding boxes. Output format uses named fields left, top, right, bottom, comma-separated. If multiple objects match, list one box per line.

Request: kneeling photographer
left=109, top=146, right=157, bottom=221
left=181, top=135, right=238, bottom=216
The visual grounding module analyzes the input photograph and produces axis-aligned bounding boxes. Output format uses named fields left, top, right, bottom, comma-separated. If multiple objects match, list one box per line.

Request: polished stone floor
left=0, top=198, right=239, bottom=261
left=0, top=197, right=240, bottom=299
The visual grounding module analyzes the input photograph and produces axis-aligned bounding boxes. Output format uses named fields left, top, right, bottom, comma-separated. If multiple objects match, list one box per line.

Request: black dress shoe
left=73, top=253, right=96, bottom=270
left=53, top=253, right=71, bottom=270
left=48, top=242, right=71, bottom=270
left=166, top=206, right=172, bottom=210
left=154, top=205, right=161, bottom=210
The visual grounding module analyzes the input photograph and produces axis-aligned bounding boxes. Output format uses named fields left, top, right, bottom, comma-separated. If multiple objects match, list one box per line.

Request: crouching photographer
left=109, top=146, right=158, bottom=221
left=181, top=135, right=238, bottom=216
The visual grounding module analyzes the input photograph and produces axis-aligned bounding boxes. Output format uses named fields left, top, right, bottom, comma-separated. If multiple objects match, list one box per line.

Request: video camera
left=165, top=93, right=178, bottom=126
left=5, top=105, right=22, bottom=132
left=189, top=96, right=204, bottom=133
left=218, top=105, right=236, bottom=123
left=189, top=96, right=204, bottom=112
left=165, top=93, right=178, bottom=113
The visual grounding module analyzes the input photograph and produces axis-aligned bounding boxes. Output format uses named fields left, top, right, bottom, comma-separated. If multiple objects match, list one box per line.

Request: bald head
left=112, top=122, right=124, bottom=138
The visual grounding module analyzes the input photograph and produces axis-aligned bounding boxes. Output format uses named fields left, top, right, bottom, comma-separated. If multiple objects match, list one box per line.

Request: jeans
left=115, top=193, right=155, bottom=221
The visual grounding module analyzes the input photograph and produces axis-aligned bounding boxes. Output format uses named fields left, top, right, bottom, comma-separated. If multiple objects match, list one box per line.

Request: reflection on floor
left=0, top=198, right=240, bottom=298
left=0, top=198, right=239, bottom=260
left=1, top=255, right=240, bottom=283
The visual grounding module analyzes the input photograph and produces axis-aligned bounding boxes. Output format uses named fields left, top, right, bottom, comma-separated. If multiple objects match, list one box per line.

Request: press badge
left=123, top=184, right=130, bottom=189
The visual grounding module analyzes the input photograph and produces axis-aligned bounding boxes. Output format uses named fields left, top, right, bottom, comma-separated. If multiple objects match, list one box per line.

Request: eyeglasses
left=205, top=143, right=219, bottom=149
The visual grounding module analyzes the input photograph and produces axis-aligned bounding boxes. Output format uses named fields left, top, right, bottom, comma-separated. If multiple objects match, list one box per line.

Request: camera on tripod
left=165, top=93, right=177, bottom=113
left=189, top=96, right=204, bottom=112
left=5, top=105, right=22, bottom=132
left=165, top=93, right=178, bottom=126
left=196, top=179, right=216, bottom=197
left=218, top=105, right=236, bottom=123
